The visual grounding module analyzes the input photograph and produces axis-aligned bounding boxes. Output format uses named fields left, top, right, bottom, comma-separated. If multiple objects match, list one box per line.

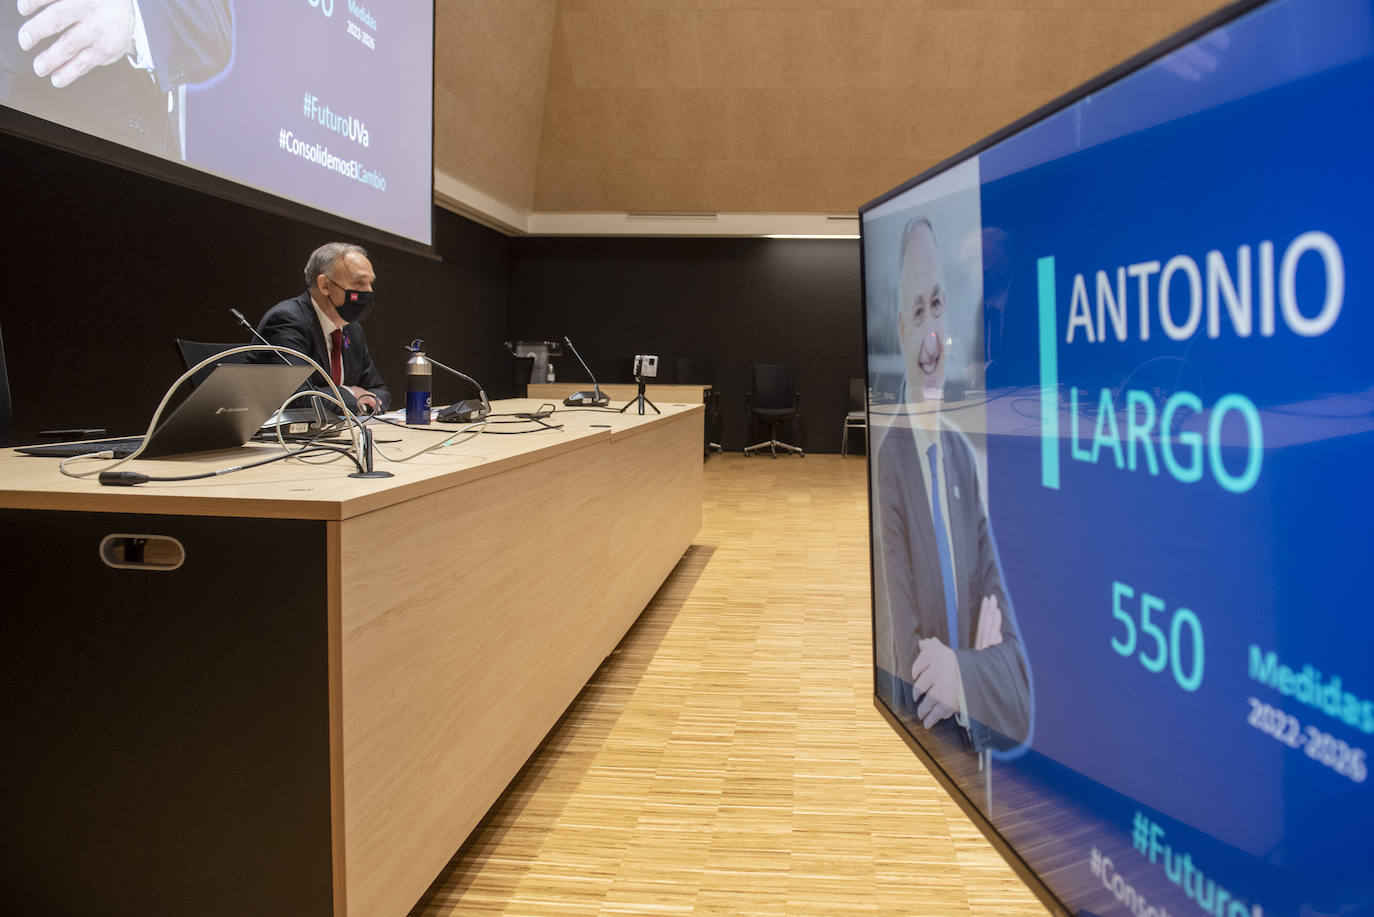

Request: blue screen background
left=867, top=1, right=1374, bottom=913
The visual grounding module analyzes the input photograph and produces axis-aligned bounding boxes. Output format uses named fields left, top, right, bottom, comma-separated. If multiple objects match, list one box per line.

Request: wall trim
left=433, top=169, right=532, bottom=236
left=432, top=169, right=859, bottom=239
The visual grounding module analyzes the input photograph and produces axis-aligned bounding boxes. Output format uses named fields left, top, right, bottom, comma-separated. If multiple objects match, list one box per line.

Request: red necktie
left=330, top=329, right=343, bottom=385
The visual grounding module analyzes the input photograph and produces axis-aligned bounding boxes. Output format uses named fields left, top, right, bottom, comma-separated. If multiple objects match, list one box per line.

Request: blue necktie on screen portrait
left=927, top=443, right=959, bottom=649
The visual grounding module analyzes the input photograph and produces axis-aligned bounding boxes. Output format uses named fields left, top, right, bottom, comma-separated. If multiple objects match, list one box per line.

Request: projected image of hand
left=912, top=637, right=961, bottom=728
left=16, top=0, right=135, bottom=89
left=974, top=594, right=1004, bottom=651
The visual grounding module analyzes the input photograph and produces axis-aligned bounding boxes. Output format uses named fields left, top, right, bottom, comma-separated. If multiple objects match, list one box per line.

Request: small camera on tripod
left=633, top=354, right=659, bottom=378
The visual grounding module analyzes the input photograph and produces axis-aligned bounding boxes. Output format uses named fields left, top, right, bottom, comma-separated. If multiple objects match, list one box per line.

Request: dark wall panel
left=509, top=237, right=864, bottom=453
left=0, top=130, right=510, bottom=445
left=0, top=123, right=864, bottom=454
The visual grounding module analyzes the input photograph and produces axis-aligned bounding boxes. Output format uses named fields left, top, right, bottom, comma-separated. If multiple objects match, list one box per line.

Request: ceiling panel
left=434, top=0, right=1230, bottom=219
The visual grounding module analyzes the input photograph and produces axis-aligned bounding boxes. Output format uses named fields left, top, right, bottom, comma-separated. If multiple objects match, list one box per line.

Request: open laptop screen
left=17, top=363, right=311, bottom=459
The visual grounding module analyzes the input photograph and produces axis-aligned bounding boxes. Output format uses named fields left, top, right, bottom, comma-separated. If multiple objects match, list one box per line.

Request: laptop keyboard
left=16, top=437, right=146, bottom=459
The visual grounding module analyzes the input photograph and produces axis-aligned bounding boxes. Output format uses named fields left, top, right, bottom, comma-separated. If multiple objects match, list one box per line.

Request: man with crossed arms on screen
left=3, top=0, right=233, bottom=156
left=876, top=216, right=1030, bottom=754
left=257, top=242, right=391, bottom=417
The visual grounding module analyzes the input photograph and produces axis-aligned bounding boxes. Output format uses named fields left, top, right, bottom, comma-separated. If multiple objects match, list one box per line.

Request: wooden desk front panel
left=601, top=407, right=704, bottom=650
left=0, top=403, right=704, bottom=917
left=338, top=409, right=703, bottom=916
left=0, top=509, right=336, bottom=917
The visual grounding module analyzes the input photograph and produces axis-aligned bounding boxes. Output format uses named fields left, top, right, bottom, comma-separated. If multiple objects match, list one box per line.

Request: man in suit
left=876, top=216, right=1030, bottom=754
left=256, top=242, right=391, bottom=416
left=1, top=0, right=233, bottom=156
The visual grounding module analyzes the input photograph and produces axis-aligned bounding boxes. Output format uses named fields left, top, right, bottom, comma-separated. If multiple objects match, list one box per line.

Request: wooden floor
left=410, top=454, right=1055, bottom=917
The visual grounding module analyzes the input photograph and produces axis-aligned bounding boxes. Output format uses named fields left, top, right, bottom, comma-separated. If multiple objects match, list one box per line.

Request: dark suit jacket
left=876, top=420, right=1031, bottom=752
left=0, top=1, right=232, bottom=155
left=255, top=292, right=391, bottom=415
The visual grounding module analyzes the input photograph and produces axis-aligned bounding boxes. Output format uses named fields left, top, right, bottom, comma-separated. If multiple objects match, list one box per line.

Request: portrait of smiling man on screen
left=875, top=214, right=1031, bottom=758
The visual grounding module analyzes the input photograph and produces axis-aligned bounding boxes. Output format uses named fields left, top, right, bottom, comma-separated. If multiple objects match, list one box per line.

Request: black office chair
left=744, top=363, right=804, bottom=458
left=841, top=377, right=867, bottom=457
left=174, top=339, right=252, bottom=388
left=676, top=356, right=722, bottom=454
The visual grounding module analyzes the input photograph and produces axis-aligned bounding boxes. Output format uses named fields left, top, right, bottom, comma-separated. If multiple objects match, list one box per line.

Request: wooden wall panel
left=434, top=0, right=558, bottom=212
left=525, top=0, right=1229, bottom=213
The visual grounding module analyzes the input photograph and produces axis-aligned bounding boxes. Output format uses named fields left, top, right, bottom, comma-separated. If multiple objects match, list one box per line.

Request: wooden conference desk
left=0, top=400, right=703, bottom=917
left=528, top=381, right=710, bottom=405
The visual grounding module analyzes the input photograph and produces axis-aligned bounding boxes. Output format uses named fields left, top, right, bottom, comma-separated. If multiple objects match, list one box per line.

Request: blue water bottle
left=405, top=340, right=432, bottom=425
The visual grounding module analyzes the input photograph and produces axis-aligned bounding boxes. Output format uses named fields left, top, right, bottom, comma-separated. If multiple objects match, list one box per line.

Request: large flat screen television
left=861, top=1, right=1374, bottom=914
left=0, top=1, right=434, bottom=249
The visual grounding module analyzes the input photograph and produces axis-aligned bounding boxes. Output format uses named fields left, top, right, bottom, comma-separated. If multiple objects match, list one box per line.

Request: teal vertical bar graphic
left=1037, top=257, right=1060, bottom=489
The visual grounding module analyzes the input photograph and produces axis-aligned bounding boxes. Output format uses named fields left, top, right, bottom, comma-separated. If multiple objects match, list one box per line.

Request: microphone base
left=563, top=390, right=611, bottom=407
left=349, top=470, right=395, bottom=479
left=436, top=400, right=490, bottom=423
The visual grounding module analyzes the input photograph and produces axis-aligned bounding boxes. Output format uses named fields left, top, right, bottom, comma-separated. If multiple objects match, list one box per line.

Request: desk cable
left=91, top=444, right=364, bottom=486
left=361, top=414, right=491, bottom=460
left=59, top=344, right=366, bottom=484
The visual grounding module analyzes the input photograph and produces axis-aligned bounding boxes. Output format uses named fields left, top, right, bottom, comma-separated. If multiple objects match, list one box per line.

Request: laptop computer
left=174, top=339, right=335, bottom=433
left=16, top=363, right=313, bottom=459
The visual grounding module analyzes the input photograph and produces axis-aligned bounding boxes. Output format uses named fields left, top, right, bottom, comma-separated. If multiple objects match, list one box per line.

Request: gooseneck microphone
left=230, top=307, right=330, bottom=427
left=229, top=308, right=293, bottom=366
left=562, top=335, right=610, bottom=407
left=403, top=346, right=491, bottom=423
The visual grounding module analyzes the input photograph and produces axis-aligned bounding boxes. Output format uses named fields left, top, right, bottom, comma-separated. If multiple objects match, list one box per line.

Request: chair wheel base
left=744, top=439, right=804, bottom=458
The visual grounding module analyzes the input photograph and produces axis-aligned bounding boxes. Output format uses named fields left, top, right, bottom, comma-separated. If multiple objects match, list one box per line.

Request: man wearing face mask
left=255, top=242, right=391, bottom=415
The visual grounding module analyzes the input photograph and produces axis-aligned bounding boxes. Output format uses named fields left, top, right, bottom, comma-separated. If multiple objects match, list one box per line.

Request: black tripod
left=619, top=375, right=660, bottom=415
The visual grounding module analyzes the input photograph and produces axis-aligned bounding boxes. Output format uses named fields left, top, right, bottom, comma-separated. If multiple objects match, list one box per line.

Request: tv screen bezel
left=857, top=1, right=1273, bottom=914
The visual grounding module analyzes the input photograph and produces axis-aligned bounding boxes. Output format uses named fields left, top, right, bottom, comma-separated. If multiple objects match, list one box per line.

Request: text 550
left=1110, top=581, right=1204, bottom=692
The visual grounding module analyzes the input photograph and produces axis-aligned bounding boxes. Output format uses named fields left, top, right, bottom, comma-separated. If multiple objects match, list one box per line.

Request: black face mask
left=334, top=286, right=374, bottom=324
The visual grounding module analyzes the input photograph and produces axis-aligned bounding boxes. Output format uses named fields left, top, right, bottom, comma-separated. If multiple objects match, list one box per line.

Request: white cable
left=268, top=388, right=363, bottom=465
left=57, top=450, right=117, bottom=477
left=58, top=344, right=358, bottom=480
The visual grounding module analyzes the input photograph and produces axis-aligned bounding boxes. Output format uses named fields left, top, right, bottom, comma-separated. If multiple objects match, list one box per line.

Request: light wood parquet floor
left=410, top=454, right=1055, bottom=917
